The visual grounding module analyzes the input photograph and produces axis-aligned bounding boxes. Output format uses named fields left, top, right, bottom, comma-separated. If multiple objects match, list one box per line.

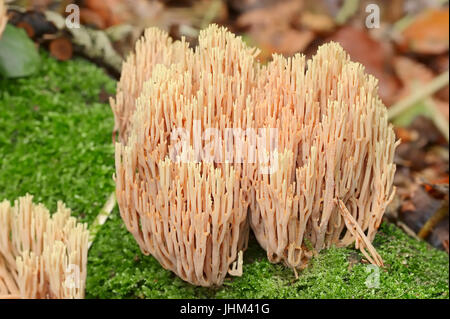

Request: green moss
left=0, top=52, right=116, bottom=224
left=1, top=52, right=448, bottom=299
left=87, top=215, right=449, bottom=299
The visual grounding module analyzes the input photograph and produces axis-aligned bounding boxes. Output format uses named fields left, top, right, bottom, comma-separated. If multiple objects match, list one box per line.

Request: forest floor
left=0, top=52, right=448, bottom=299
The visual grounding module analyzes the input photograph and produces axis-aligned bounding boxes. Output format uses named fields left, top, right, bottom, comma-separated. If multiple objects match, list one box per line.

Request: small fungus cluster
left=0, top=195, right=89, bottom=298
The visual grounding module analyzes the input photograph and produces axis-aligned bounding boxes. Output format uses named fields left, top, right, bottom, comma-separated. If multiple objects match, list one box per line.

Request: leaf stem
left=88, top=192, right=116, bottom=249
left=388, top=71, right=449, bottom=120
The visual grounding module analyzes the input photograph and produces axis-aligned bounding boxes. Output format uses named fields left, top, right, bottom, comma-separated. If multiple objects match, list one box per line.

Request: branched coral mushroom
left=112, top=25, right=398, bottom=286
left=114, top=25, right=258, bottom=286
left=251, top=46, right=398, bottom=270
left=111, top=28, right=191, bottom=143
left=0, top=195, right=89, bottom=299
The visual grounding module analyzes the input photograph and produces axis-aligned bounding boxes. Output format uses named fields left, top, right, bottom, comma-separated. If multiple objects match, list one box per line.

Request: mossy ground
left=0, top=52, right=448, bottom=299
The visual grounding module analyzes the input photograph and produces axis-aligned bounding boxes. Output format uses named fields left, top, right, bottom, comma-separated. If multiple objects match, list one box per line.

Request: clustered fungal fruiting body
left=0, top=195, right=89, bottom=299
left=111, top=28, right=192, bottom=143
left=113, top=26, right=258, bottom=286
left=251, top=49, right=398, bottom=270
left=112, top=25, right=398, bottom=286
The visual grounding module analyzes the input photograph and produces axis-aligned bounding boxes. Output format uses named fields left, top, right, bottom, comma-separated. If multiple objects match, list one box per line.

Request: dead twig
left=88, top=192, right=116, bottom=248
left=418, top=203, right=449, bottom=239
left=388, top=71, right=449, bottom=120
left=337, top=199, right=384, bottom=267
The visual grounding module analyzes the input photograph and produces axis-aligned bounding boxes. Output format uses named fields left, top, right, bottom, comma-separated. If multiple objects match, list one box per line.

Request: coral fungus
left=251, top=46, right=398, bottom=270
left=0, top=195, right=89, bottom=298
left=112, top=24, right=398, bottom=286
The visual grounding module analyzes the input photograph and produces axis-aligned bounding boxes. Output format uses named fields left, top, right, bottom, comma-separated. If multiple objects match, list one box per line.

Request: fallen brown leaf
left=393, top=55, right=437, bottom=103
left=394, top=56, right=435, bottom=88
left=83, top=0, right=133, bottom=28
left=400, top=184, right=442, bottom=234
left=400, top=8, right=449, bottom=55
left=236, top=0, right=313, bottom=59
left=298, top=11, right=335, bottom=33
left=236, top=0, right=303, bottom=28
left=80, top=8, right=107, bottom=30
left=228, top=0, right=278, bottom=12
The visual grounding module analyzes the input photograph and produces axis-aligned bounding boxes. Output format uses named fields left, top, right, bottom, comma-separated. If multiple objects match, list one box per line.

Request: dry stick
left=88, top=192, right=117, bottom=249
left=388, top=71, right=449, bottom=120
left=336, top=199, right=384, bottom=267
left=417, top=203, right=449, bottom=239
left=396, top=221, right=421, bottom=240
